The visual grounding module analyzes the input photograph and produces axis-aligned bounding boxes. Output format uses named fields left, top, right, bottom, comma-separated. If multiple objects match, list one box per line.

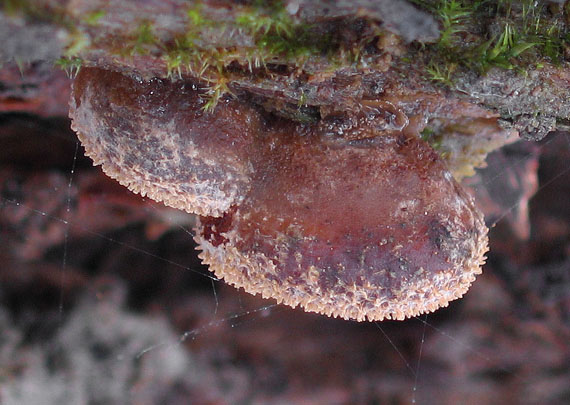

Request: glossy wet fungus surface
left=70, top=67, right=488, bottom=321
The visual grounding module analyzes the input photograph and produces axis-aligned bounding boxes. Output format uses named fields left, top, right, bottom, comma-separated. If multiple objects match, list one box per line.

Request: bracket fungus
left=70, top=67, right=489, bottom=321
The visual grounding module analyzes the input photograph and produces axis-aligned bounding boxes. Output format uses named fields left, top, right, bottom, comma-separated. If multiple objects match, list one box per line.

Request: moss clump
left=235, top=1, right=320, bottom=62
left=159, top=0, right=375, bottom=111
left=122, top=21, right=158, bottom=56
left=83, top=9, right=105, bottom=26
left=412, top=0, right=570, bottom=87
left=55, top=56, right=82, bottom=78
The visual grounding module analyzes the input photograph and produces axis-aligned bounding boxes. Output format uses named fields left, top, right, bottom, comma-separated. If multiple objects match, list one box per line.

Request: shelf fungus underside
left=70, top=68, right=489, bottom=321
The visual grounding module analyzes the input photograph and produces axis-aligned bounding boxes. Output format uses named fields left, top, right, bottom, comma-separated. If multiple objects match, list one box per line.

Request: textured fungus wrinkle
left=70, top=67, right=488, bottom=322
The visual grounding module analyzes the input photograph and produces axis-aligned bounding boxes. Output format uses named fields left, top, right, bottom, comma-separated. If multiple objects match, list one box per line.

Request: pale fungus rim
left=194, top=219, right=489, bottom=322
left=72, top=127, right=227, bottom=217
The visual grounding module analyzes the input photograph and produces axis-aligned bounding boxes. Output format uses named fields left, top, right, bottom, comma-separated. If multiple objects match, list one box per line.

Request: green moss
left=83, top=9, right=105, bottom=26
left=64, top=30, right=90, bottom=58
left=187, top=3, right=208, bottom=27
left=430, top=0, right=473, bottom=48
left=41, top=0, right=383, bottom=111
left=426, top=61, right=455, bottom=87
left=124, top=21, right=158, bottom=56
left=202, top=78, right=232, bottom=113
left=55, top=56, right=82, bottom=78
left=159, top=0, right=337, bottom=111
left=421, top=127, right=439, bottom=147
left=412, top=0, right=569, bottom=86
left=235, top=1, right=321, bottom=63
left=235, top=3, right=294, bottom=37
left=297, top=90, right=307, bottom=108
left=2, top=0, right=32, bottom=16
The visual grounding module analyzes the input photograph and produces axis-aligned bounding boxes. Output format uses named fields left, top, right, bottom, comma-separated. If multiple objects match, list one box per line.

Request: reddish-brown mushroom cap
left=196, top=116, right=488, bottom=321
left=69, top=67, right=488, bottom=322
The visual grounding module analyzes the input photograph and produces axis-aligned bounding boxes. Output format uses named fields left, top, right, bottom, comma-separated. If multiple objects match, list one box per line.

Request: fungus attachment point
left=70, top=67, right=488, bottom=322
